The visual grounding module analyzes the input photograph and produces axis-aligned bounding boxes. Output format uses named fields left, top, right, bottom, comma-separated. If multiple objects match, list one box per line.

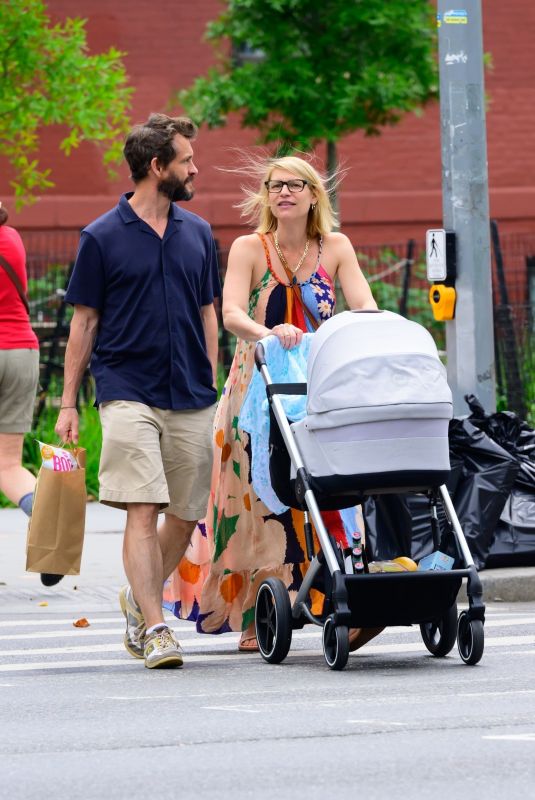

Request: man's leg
left=123, top=510, right=196, bottom=624
left=157, top=402, right=216, bottom=593
left=123, top=502, right=183, bottom=668
left=158, top=513, right=197, bottom=581
left=123, top=502, right=166, bottom=630
left=120, top=511, right=196, bottom=662
left=99, top=402, right=169, bottom=628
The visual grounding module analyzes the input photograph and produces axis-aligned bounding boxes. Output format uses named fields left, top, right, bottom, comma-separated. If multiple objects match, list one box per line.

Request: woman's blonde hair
left=237, top=154, right=338, bottom=237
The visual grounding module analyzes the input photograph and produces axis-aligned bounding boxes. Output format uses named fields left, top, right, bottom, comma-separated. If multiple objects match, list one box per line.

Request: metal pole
left=398, top=238, right=415, bottom=318
left=437, top=1, right=496, bottom=413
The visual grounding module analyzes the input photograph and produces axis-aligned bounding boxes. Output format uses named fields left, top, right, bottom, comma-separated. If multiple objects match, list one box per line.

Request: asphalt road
left=1, top=592, right=534, bottom=800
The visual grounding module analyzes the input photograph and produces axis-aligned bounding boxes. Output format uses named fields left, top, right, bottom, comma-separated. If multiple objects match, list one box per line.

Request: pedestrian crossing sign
left=426, top=229, right=447, bottom=281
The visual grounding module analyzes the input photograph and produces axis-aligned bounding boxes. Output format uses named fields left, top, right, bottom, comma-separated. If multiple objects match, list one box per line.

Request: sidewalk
left=1, top=501, right=535, bottom=603
left=0, top=502, right=126, bottom=610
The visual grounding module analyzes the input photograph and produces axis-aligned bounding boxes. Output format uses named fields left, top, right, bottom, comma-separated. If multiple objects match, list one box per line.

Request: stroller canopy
left=305, top=310, right=452, bottom=423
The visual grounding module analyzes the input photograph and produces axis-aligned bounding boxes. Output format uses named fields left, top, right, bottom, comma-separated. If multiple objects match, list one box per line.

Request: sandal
left=238, top=634, right=259, bottom=653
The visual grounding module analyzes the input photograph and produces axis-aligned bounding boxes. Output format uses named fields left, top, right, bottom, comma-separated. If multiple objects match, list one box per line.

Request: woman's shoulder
left=230, top=232, right=263, bottom=250
left=322, top=231, right=353, bottom=250
left=228, top=233, right=267, bottom=265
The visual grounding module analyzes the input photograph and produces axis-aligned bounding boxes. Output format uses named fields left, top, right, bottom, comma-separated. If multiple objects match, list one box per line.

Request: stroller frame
left=253, top=343, right=486, bottom=670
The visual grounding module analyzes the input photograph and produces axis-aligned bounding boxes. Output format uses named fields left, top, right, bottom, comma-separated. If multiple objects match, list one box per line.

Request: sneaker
left=144, top=626, right=183, bottom=669
left=119, top=585, right=146, bottom=659
left=40, top=573, right=64, bottom=587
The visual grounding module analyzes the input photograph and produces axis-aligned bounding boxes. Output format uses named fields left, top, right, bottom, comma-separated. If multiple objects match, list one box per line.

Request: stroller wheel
left=420, top=602, right=458, bottom=657
left=255, top=578, right=292, bottom=664
left=322, top=617, right=349, bottom=671
left=457, top=611, right=484, bottom=665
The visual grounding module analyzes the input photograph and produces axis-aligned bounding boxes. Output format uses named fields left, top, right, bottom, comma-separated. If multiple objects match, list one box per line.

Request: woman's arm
left=331, top=233, right=378, bottom=311
left=222, top=236, right=302, bottom=348
left=222, top=237, right=269, bottom=340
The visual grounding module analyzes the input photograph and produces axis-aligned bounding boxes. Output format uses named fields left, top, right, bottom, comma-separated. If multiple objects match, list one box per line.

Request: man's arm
left=200, top=303, right=219, bottom=389
left=55, top=305, right=100, bottom=443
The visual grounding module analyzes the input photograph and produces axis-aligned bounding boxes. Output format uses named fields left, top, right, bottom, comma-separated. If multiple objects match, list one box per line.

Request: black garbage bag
left=363, top=416, right=519, bottom=569
left=463, top=394, right=535, bottom=566
left=465, top=394, right=535, bottom=492
left=485, top=489, right=535, bottom=568
left=407, top=452, right=464, bottom=562
left=363, top=494, right=413, bottom=562
left=448, top=418, right=520, bottom=569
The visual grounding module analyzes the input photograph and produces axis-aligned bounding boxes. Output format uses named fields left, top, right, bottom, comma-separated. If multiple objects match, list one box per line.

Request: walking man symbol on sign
left=429, top=233, right=439, bottom=259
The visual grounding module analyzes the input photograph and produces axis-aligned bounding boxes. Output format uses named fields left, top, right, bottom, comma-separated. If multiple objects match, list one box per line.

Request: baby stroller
left=253, top=310, right=485, bottom=670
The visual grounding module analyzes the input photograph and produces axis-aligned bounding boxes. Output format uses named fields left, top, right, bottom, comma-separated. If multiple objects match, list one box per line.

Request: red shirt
left=0, top=225, right=39, bottom=349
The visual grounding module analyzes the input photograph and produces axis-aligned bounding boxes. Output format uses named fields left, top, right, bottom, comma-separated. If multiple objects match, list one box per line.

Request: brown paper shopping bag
left=26, top=447, right=87, bottom=576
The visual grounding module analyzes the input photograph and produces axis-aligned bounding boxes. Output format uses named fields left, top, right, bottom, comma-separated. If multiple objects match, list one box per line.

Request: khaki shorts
left=98, top=400, right=216, bottom=521
left=0, top=349, right=40, bottom=433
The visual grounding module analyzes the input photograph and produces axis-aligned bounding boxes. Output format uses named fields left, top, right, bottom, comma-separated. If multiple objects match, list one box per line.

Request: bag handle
left=58, top=441, right=84, bottom=469
left=0, top=253, right=30, bottom=315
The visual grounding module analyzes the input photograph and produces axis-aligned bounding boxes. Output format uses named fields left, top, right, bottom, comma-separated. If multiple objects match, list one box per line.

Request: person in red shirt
left=0, top=202, right=60, bottom=586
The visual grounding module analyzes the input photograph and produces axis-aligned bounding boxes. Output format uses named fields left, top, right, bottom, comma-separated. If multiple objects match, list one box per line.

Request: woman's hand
left=271, top=323, right=303, bottom=350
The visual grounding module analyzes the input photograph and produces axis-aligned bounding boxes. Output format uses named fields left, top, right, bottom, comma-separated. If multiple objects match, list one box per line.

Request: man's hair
left=123, top=113, right=197, bottom=183
left=0, top=203, right=8, bottom=227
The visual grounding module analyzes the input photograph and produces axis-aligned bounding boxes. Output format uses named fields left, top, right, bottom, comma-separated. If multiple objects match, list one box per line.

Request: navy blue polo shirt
left=65, top=193, right=221, bottom=410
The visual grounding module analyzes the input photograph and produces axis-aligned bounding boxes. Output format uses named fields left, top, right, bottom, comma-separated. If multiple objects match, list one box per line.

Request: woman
left=163, top=155, right=378, bottom=650
left=0, top=202, right=60, bottom=587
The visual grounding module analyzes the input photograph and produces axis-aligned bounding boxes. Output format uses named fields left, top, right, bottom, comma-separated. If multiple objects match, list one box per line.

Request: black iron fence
left=20, top=225, right=535, bottom=423
left=491, top=222, right=535, bottom=422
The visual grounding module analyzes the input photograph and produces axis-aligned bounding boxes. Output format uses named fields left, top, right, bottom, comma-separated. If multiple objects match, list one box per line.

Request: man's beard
left=158, top=175, right=194, bottom=202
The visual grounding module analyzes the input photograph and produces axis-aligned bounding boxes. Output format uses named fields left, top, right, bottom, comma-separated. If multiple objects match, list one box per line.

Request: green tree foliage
left=177, top=0, right=438, bottom=176
left=0, top=0, right=133, bottom=207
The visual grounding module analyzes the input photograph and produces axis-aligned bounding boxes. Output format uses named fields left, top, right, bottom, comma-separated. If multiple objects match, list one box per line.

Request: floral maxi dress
left=163, top=235, right=346, bottom=634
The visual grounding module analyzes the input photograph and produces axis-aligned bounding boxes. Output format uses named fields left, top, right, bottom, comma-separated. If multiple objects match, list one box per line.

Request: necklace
left=274, top=231, right=310, bottom=274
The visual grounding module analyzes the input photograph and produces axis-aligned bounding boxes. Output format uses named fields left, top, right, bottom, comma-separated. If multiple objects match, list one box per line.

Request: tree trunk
left=326, top=139, right=340, bottom=229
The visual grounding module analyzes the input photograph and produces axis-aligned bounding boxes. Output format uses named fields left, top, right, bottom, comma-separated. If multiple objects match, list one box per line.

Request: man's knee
left=126, top=502, right=160, bottom=532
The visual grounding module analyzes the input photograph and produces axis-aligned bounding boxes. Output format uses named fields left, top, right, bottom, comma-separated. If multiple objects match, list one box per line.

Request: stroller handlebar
left=254, top=342, right=267, bottom=370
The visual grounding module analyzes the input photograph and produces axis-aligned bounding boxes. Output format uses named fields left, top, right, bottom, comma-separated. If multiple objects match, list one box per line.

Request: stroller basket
left=332, top=571, right=469, bottom=628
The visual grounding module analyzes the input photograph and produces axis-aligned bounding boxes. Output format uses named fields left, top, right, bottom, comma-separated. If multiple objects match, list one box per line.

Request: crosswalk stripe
left=0, top=653, right=261, bottom=671
left=0, top=633, right=533, bottom=661
left=0, top=615, right=533, bottom=641
left=0, top=627, right=239, bottom=642
left=0, top=616, right=161, bottom=628
left=0, top=659, right=130, bottom=672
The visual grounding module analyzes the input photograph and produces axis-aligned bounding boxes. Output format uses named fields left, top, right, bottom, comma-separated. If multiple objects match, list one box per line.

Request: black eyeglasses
left=265, top=179, right=308, bottom=193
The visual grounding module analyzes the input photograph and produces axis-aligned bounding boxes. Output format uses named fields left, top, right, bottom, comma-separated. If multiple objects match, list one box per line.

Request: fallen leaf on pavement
left=38, top=601, right=48, bottom=607
left=73, top=617, right=90, bottom=628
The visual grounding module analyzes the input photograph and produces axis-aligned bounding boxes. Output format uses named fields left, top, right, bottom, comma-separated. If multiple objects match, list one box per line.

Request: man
left=55, top=114, right=220, bottom=669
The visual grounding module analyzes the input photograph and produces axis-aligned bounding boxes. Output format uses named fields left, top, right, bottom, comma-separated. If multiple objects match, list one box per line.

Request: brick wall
left=2, top=0, right=534, bottom=249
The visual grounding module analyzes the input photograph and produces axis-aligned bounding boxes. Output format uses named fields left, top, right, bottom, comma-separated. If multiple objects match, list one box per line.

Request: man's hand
left=55, top=408, right=79, bottom=444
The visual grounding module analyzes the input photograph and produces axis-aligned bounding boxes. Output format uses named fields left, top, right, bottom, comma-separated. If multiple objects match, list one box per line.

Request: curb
left=462, top=567, right=535, bottom=603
